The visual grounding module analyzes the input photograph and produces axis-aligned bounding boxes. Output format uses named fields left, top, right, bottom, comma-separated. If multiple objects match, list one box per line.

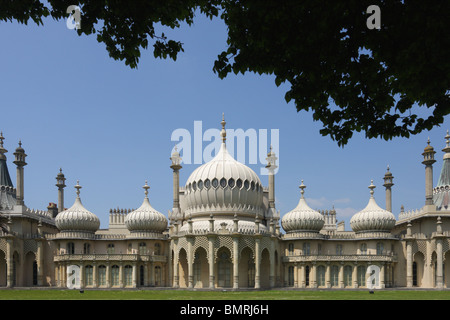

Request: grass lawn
left=0, top=289, right=450, bottom=300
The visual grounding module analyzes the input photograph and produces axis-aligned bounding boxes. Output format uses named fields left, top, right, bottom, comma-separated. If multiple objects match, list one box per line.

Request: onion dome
left=55, top=181, right=100, bottom=233
left=125, top=181, right=168, bottom=233
left=183, top=114, right=264, bottom=218
left=281, top=180, right=325, bottom=233
left=350, top=180, right=396, bottom=233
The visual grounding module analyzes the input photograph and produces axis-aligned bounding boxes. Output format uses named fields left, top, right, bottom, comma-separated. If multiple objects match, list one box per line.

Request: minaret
left=55, top=168, right=66, bottom=213
left=170, top=146, right=182, bottom=221
left=383, top=165, right=394, bottom=212
left=0, top=132, right=14, bottom=187
left=422, top=138, right=436, bottom=210
left=265, top=145, right=278, bottom=220
left=13, top=141, right=27, bottom=205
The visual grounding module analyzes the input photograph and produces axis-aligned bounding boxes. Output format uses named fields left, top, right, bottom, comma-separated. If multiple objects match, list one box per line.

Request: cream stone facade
left=1, top=123, right=450, bottom=290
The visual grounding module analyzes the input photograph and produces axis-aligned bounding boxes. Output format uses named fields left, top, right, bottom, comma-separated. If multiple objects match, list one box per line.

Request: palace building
left=1, top=118, right=450, bottom=290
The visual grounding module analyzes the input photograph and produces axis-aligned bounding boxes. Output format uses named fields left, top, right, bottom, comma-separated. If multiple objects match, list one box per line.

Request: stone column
left=436, top=239, right=444, bottom=288
left=187, top=237, right=194, bottom=288
left=294, top=263, right=298, bottom=288
left=233, top=236, right=239, bottom=289
left=269, top=240, right=275, bottom=288
left=255, top=237, right=261, bottom=289
left=173, top=247, right=179, bottom=288
left=106, top=263, right=111, bottom=288
left=207, top=235, right=215, bottom=289
left=326, top=263, right=331, bottom=288
left=352, top=263, right=358, bottom=288
left=406, top=241, right=413, bottom=287
left=36, top=240, right=44, bottom=286
left=6, top=238, right=13, bottom=287
left=93, top=262, right=98, bottom=288
left=339, top=263, right=344, bottom=288
left=132, top=262, right=137, bottom=288
left=380, top=263, right=386, bottom=289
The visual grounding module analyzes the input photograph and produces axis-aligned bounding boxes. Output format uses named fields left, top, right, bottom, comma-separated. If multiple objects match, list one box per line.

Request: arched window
left=317, top=265, right=326, bottom=287
left=303, top=242, right=310, bottom=255
left=85, top=265, right=93, bottom=286
left=107, top=244, right=115, bottom=254
left=412, top=262, right=417, bottom=286
left=357, top=265, right=366, bottom=287
left=360, top=243, right=367, bottom=255
left=218, top=251, right=231, bottom=287
left=204, top=179, right=211, bottom=189
left=344, top=265, right=352, bottom=287
left=288, top=266, right=294, bottom=286
left=139, top=242, right=147, bottom=255
left=376, top=242, right=384, bottom=255
left=331, top=265, right=339, bottom=287
left=83, top=243, right=91, bottom=254
left=67, top=242, right=75, bottom=254
left=111, top=265, right=120, bottom=286
left=288, top=243, right=294, bottom=255
left=220, top=178, right=227, bottom=188
left=155, top=266, right=162, bottom=286
left=305, top=265, right=310, bottom=287
left=212, top=178, right=219, bottom=188
left=124, top=265, right=133, bottom=287
left=248, top=259, right=255, bottom=287
left=98, top=265, right=107, bottom=286
left=154, top=243, right=161, bottom=255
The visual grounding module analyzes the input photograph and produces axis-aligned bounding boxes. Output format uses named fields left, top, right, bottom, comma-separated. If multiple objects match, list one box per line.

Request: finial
left=143, top=180, right=150, bottom=198
left=299, top=179, right=306, bottom=198
left=0, top=131, right=4, bottom=147
left=445, top=130, right=450, bottom=147
left=221, top=113, right=226, bottom=143
left=75, top=180, right=82, bottom=198
left=18, top=140, right=22, bottom=147
left=368, top=180, right=376, bottom=197
left=387, top=164, right=390, bottom=172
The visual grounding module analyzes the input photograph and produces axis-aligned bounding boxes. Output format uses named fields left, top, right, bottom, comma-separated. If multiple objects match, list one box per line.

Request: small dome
left=350, top=180, right=396, bottom=233
left=55, top=181, right=100, bottom=233
left=281, top=181, right=325, bottom=233
left=125, top=181, right=168, bottom=233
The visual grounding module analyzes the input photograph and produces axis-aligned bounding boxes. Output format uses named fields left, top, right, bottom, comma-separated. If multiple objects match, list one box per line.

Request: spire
left=443, top=130, right=450, bottom=157
left=368, top=180, right=376, bottom=198
left=143, top=180, right=150, bottom=198
left=0, top=131, right=7, bottom=159
left=75, top=180, right=82, bottom=198
left=299, top=179, right=306, bottom=198
left=221, top=113, right=226, bottom=144
left=0, top=132, right=13, bottom=187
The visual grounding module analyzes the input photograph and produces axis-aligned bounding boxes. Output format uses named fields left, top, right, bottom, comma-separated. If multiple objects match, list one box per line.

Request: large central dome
left=183, top=116, right=264, bottom=219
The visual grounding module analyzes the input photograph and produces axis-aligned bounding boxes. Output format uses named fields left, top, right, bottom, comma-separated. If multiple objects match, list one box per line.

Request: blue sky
left=0, top=11, right=448, bottom=230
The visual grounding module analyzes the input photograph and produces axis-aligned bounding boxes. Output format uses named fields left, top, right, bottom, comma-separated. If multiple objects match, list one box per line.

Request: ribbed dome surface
left=184, top=143, right=264, bottom=217
left=55, top=196, right=100, bottom=233
left=125, top=197, right=168, bottom=233
left=281, top=181, right=324, bottom=233
left=350, top=181, right=396, bottom=233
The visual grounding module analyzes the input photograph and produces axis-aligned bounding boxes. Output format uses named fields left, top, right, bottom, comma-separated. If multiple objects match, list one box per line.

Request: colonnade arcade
left=170, top=234, right=280, bottom=289
left=283, top=261, right=395, bottom=288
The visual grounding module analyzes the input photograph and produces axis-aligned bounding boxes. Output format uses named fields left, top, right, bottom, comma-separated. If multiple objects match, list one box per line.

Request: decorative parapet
left=46, top=232, right=169, bottom=240
left=282, top=231, right=399, bottom=240
left=397, top=207, right=425, bottom=222
left=282, top=253, right=398, bottom=263
left=53, top=253, right=167, bottom=263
